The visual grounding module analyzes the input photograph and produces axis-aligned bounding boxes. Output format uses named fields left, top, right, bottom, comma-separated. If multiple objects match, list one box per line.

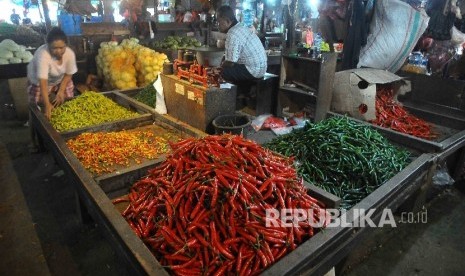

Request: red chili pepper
left=169, top=256, right=198, bottom=270
left=212, top=263, right=229, bottom=276
left=210, top=221, right=235, bottom=259
left=239, top=256, right=254, bottom=276
left=192, top=230, right=210, bottom=247
left=117, top=134, right=327, bottom=275
left=164, top=254, right=191, bottom=262
left=370, top=86, right=436, bottom=139
left=274, top=246, right=288, bottom=260
left=210, top=178, right=219, bottom=208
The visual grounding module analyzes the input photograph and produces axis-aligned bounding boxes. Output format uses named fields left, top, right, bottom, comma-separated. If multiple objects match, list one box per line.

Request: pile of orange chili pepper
left=67, top=131, right=171, bottom=175
left=370, top=86, right=436, bottom=140
left=115, top=135, right=327, bottom=275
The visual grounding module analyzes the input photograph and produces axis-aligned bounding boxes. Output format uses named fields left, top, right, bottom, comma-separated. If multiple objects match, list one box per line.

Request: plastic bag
left=451, top=26, right=465, bottom=47
left=432, top=164, right=454, bottom=186
left=251, top=114, right=289, bottom=131
left=272, top=126, right=294, bottom=136
left=263, top=116, right=288, bottom=129
left=154, top=73, right=167, bottom=114
left=251, top=114, right=272, bottom=131
left=290, top=117, right=310, bottom=128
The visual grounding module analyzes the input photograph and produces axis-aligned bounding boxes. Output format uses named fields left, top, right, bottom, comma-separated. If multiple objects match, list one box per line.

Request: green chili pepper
left=51, top=91, right=139, bottom=132
left=264, top=116, right=410, bottom=209
left=134, top=83, right=157, bottom=107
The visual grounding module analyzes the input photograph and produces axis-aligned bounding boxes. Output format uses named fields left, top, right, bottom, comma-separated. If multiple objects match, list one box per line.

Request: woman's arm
left=54, top=73, right=72, bottom=106
left=39, top=78, right=52, bottom=119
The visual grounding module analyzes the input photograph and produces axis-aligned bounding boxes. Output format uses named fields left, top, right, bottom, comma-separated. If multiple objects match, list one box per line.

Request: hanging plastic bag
left=154, top=73, right=167, bottom=114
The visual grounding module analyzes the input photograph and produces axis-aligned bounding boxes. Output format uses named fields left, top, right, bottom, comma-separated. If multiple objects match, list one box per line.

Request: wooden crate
left=160, top=73, right=237, bottom=134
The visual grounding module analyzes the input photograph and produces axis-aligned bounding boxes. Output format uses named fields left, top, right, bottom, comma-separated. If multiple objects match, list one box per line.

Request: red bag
left=262, top=116, right=288, bottom=129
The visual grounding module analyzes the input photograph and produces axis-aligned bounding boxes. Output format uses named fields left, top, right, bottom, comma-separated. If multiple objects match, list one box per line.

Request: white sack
left=358, top=0, right=429, bottom=73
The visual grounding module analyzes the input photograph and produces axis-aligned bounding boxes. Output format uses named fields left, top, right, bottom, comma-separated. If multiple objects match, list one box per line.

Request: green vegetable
left=0, top=23, right=18, bottom=36
left=0, top=24, right=43, bottom=47
left=51, top=91, right=139, bottom=132
left=134, top=82, right=157, bottom=107
left=0, top=39, right=20, bottom=51
left=264, top=116, right=410, bottom=209
left=149, top=36, right=201, bottom=50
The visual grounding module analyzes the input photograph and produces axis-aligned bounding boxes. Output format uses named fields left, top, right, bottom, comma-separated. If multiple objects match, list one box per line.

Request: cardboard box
left=331, top=68, right=408, bottom=121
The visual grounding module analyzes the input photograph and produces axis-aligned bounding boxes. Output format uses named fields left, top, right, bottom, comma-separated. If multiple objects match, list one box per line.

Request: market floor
left=1, top=79, right=465, bottom=276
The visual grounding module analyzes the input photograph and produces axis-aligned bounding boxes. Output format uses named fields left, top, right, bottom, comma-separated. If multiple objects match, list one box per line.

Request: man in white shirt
left=217, top=5, right=267, bottom=85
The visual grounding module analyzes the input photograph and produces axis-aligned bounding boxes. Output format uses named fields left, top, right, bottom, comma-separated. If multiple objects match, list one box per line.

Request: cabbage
left=22, top=55, right=33, bottom=63
left=15, top=50, right=33, bottom=60
left=13, top=46, right=27, bottom=57
left=0, top=49, right=14, bottom=59
left=0, top=58, right=8, bottom=65
left=0, top=39, right=20, bottom=51
left=9, top=57, right=22, bottom=64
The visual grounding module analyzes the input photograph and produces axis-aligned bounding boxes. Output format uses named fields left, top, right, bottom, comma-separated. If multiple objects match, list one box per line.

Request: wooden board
left=0, top=63, right=28, bottom=79
left=81, top=22, right=130, bottom=36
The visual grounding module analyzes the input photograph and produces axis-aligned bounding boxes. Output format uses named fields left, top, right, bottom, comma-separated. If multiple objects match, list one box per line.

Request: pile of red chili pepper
left=370, top=86, right=436, bottom=139
left=115, top=135, right=327, bottom=275
left=67, top=130, right=171, bottom=175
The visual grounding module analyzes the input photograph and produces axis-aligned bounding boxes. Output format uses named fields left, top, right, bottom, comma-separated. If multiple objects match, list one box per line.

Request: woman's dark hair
left=46, top=27, right=67, bottom=44
left=217, top=5, right=237, bottom=22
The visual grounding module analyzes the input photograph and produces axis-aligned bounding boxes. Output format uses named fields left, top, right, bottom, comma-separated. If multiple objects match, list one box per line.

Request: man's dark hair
left=46, top=27, right=68, bottom=44
left=217, top=5, right=237, bottom=22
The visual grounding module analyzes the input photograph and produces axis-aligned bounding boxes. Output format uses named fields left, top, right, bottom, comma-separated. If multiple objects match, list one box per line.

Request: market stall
left=29, top=96, right=343, bottom=274
left=29, top=90, right=437, bottom=275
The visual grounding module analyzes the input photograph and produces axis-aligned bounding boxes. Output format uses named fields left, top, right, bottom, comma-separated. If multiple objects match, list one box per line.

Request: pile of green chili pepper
left=134, top=83, right=157, bottom=108
left=265, top=116, right=410, bottom=209
left=51, top=91, right=139, bottom=132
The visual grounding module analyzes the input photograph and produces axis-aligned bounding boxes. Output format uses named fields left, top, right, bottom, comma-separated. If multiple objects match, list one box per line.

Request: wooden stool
left=236, top=73, right=279, bottom=115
